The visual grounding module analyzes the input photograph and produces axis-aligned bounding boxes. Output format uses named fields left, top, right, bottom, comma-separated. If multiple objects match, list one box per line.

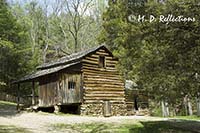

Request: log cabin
left=14, top=45, right=127, bottom=116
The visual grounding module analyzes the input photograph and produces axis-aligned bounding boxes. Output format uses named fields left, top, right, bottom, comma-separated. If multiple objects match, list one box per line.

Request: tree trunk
left=197, top=92, right=200, bottom=117
left=184, top=95, right=193, bottom=116
left=187, top=97, right=193, bottom=116
left=17, top=84, right=20, bottom=111
left=184, top=95, right=188, bottom=115
left=165, top=102, right=169, bottom=116
left=32, top=81, right=35, bottom=105
left=161, top=100, right=169, bottom=117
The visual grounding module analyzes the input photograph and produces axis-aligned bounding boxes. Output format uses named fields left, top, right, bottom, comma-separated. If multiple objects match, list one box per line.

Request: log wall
left=81, top=48, right=127, bottom=116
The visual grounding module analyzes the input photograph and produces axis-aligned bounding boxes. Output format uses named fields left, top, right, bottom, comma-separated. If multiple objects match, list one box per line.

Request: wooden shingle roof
left=13, top=44, right=112, bottom=83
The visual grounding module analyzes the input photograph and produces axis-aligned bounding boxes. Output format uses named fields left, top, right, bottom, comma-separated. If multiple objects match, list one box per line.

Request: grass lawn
left=51, top=120, right=195, bottom=133
left=0, top=100, right=17, bottom=116
left=0, top=100, right=16, bottom=109
left=0, top=100, right=16, bottom=106
left=171, top=115, right=200, bottom=120
left=0, top=125, right=31, bottom=133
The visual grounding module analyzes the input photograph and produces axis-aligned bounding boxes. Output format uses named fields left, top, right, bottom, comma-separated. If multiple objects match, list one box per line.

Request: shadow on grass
left=0, top=101, right=18, bottom=117
left=51, top=119, right=200, bottom=133
left=130, top=120, right=199, bottom=133
left=0, top=125, right=31, bottom=133
left=52, top=120, right=200, bottom=133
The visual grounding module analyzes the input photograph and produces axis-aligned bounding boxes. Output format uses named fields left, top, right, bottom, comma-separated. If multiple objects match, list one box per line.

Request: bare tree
left=64, top=0, right=93, bottom=52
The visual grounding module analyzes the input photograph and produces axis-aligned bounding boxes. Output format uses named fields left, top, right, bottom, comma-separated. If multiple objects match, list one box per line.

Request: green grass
left=0, top=125, right=31, bottom=133
left=171, top=115, right=200, bottom=120
left=51, top=120, right=196, bottom=133
left=52, top=122, right=134, bottom=132
left=0, top=100, right=17, bottom=106
left=0, top=100, right=16, bottom=110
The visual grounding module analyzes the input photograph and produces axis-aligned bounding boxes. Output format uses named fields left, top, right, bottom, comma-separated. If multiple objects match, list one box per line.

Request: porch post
left=32, top=81, right=35, bottom=105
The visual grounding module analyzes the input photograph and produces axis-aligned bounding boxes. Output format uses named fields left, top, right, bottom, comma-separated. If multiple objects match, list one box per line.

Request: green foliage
left=101, top=0, right=200, bottom=111
left=0, top=0, right=31, bottom=94
left=0, top=0, right=107, bottom=96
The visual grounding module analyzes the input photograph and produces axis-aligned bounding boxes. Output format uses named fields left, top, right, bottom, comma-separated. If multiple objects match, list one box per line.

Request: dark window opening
left=134, top=96, right=139, bottom=111
left=68, top=81, right=76, bottom=89
left=99, top=56, right=105, bottom=68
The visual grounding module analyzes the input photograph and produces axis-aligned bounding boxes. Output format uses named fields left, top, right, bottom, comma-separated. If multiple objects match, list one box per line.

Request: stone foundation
left=80, top=102, right=127, bottom=116
left=111, top=103, right=127, bottom=116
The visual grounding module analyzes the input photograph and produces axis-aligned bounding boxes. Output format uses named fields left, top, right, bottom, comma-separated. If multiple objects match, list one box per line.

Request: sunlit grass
left=171, top=115, right=200, bottom=120
left=0, top=100, right=16, bottom=106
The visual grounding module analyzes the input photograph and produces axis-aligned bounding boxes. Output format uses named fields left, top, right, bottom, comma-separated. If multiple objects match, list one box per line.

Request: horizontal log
left=84, top=56, right=98, bottom=62
left=83, top=70, right=121, bottom=79
left=95, top=51, right=110, bottom=56
left=84, top=87, right=124, bottom=91
left=84, top=96, right=125, bottom=100
left=84, top=77, right=124, bottom=83
left=85, top=55, right=116, bottom=62
left=82, top=66, right=118, bottom=72
left=83, top=64, right=117, bottom=71
left=83, top=73, right=123, bottom=82
left=84, top=100, right=125, bottom=103
left=89, top=54, right=111, bottom=59
left=82, top=59, right=118, bottom=66
left=105, top=60, right=118, bottom=64
left=84, top=93, right=125, bottom=97
left=89, top=55, right=117, bottom=61
left=106, top=64, right=116, bottom=67
left=82, top=59, right=98, bottom=64
left=82, top=61, right=117, bottom=70
left=83, top=61, right=116, bottom=68
left=84, top=83, right=124, bottom=88
left=84, top=81, right=124, bottom=86
left=98, top=49, right=106, bottom=52
left=82, top=62, right=117, bottom=69
left=82, top=69, right=119, bottom=75
left=84, top=91, right=124, bottom=94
